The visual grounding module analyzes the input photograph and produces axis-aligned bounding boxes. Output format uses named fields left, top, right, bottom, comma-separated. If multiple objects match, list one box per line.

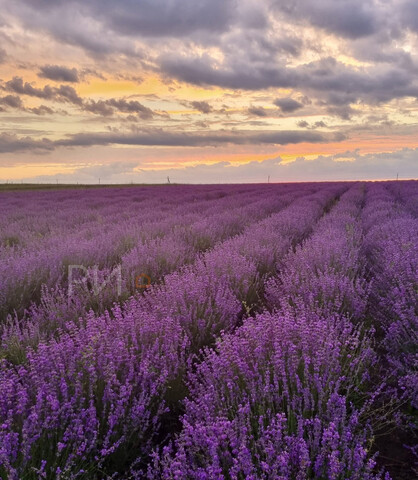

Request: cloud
left=16, top=148, right=418, bottom=184
left=190, top=100, right=212, bottom=114
left=0, top=95, right=24, bottom=109
left=0, top=94, right=54, bottom=115
left=2, top=77, right=154, bottom=117
left=0, top=47, right=6, bottom=63
left=4, top=77, right=83, bottom=104
left=4, top=0, right=237, bottom=59
left=75, top=161, right=139, bottom=179
left=1, top=0, right=417, bottom=185
left=29, top=105, right=55, bottom=115
left=159, top=52, right=298, bottom=90
left=272, top=0, right=378, bottom=39
left=158, top=35, right=418, bottom=108
left=106, top=99, right=153, bottom=118
left=0, top=95, right=54, bottom=115
left=53, top=85, right=83, bottom=105
left=38, top=65, right=79, bottom=83
left=4, top=76, right=53, bottom=98
left=325, top=104, right=356, bottom=120
left=83, top=98, right=154, bottom=118
left=158, top=51, right=418, bottom=107
left=3, top=1, right=418, bottom=109
left=247, top=106, right=268, bottom=117
left=55, top=129, right=330, bottom=149
left=274, top=97, right=303, bottom=113
left=274, top=148, right=418, bottom=181
left=0, top=128, right=334, bottom=155
left=2, top=2, right=139, bottom=56
left=83, top=100, right=114, bottom=117
left=104, top=0, right=236, bottom=37
left=301, top=57, right=418, bottom=104
left=400, top=0, right=418, bottom=33
left=0, top=133, right=54, bottom=153
left=297, top=120, right=329, bottom=129
left=15, top=0, right=236, bottom=38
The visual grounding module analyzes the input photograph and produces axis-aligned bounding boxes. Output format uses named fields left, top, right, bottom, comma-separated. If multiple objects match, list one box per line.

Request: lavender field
left=0, top=181, right=417, bottom=480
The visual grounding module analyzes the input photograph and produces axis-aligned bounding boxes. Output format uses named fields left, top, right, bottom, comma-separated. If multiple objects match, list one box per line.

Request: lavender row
left=120, top=186, right=303, bottom=293
left=2, top=182, right=320, bottom=357
left=1, top=185, right=235, bottom=252
left=0, top=186, right=305, bottom=356
left=385, top=180, right=418, bottom=218
left=0, top=185, right=262, bottom=244
left=1, top=185, right=292, bottom=319
left=362, top=184, right=418, bottom=409
left=124, top=183, right=344, bottom=351
left=155, top=185, right=389, bottom=479
left=2, top=185, right=265, bottom=268
left=266, top=184, right=369, bottom=319
left=0, top=185, right=344, bottom=478
left=1, top=186, right=216, bottom=316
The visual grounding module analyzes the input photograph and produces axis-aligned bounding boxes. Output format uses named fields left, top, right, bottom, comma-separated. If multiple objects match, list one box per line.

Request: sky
left=0, top=0, right=417, bottom=183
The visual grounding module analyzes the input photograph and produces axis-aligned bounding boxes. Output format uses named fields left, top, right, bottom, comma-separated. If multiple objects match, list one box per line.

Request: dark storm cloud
left=0, top=133, right=54, bottom=153
left=274, top=97, right=303, bottom=113
left=38, top=65, right=79, bottom=83
left=189, top=101, right=213, bottom=114
left=247, top=106, right=268, bottom=117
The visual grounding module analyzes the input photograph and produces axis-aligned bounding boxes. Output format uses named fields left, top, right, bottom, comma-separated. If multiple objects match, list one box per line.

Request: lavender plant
left=0, top=182, right=415, bottom=479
